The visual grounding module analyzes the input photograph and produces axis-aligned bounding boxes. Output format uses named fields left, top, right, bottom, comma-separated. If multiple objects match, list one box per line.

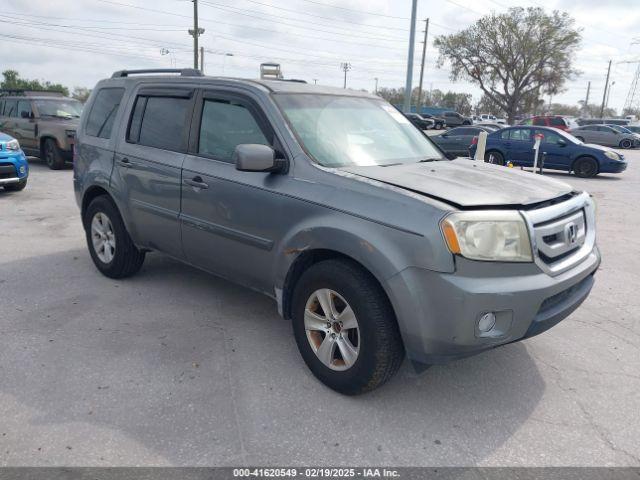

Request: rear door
left=180, top=89, right=287, bottom=293
left=113, top=86, right=195, bottom=259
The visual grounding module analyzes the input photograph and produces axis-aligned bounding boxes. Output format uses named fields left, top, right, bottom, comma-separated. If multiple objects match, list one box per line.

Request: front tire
left=484, top=150, right=505, bottom=165
left=43, top=138, right=65, bottom=170
left=3, top=179, right=27, bottom=191
left=619, top=139, right=632, bottom=149
left=573, top=157, right=599, bottom=178
left=291, top=259, right=404, bottom=395
left=84, top=195, right=145, bottom=278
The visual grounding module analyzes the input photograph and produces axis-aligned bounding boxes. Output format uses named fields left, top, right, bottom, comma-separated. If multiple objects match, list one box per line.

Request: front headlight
left=604, top=150, right=620, bottom=160
left=441, top=210, right=533, bottom=262
left=6, top=139, right=20, bottom=151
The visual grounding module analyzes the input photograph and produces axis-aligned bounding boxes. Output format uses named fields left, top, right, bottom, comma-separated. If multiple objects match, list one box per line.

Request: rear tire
left=573, top=157, right=599, bottom=178
left=484, top=150, right=505, bottom=165
left=84, top=195, right=145, bottom=279
left=3, top=179, right=27, bottom=191
left=43, top=138, right=65, bottom=170
left=291, top=259, right=404, bottom=395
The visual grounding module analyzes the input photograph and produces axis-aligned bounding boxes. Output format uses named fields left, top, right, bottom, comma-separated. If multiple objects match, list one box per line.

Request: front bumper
left=0, top=150, right=29, bottom=184
left=387, top=247, right=600, bottom=369
left=600, top=160, right=627, bottom=173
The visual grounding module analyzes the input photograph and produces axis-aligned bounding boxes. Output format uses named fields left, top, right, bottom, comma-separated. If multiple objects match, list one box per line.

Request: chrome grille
left=521, top=192, right=596, bottom=276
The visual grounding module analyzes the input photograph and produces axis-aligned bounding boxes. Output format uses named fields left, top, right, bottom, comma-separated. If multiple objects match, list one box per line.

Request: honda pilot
left=74, top=69, right=600, bottom=394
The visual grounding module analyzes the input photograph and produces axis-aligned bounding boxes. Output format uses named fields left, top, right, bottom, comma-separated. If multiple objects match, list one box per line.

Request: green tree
left=1, top=69, right=69, bottom=96
left=72, top=86, right=92, bottom=103
left=434, top=7, right=581, bottom=124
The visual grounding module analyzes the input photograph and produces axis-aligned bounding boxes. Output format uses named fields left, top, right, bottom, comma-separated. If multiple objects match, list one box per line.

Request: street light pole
left=402, top=0, right=418, bottom=112
left=374, top=77, right=379, bottom=94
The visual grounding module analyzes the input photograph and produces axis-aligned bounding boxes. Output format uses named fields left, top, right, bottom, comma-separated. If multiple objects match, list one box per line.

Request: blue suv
left=0, top=132, right=29, bottom=191
left=469, top=126, right=627, bottom=178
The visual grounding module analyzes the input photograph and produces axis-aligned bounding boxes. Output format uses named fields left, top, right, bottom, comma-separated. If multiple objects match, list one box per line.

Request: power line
left=198, top=0, right=409, bottom=43
left=295, top=0, right=410, bottom=20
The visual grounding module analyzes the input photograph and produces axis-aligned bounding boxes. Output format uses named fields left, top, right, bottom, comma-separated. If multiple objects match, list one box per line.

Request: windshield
left=35, top=99, right=83, bottom=119
left=609, top=125, right=632, bottom=134
left=274, top=94, right=445, bottom=167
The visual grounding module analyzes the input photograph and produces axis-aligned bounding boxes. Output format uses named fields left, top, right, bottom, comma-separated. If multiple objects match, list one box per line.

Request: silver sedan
left=569, top=124, right=640, bottom=149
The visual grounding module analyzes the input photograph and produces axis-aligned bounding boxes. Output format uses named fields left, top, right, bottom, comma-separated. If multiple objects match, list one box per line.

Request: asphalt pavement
left=0, top=153, right=638, bottom=466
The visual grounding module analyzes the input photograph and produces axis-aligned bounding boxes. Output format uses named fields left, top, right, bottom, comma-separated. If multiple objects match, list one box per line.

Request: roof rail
left=111, top=68, right=203, bottom=78
left=0, top=89, right=65, bottom=97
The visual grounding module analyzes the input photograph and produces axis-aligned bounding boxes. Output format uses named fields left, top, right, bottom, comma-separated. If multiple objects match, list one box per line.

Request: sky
left=2, top=0, right=640, bottom=113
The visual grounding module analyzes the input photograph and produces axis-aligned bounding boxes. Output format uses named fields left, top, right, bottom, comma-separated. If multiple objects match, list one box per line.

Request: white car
left=476, top=113, right=507, bottom=125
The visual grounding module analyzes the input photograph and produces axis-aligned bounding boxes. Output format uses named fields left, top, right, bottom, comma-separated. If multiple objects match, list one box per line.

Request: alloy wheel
left=91, top=212, right=116, bottom=263
left=304, top=288, right=360, bottom=371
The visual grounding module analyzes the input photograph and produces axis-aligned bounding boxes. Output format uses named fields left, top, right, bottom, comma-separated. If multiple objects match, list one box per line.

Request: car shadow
left=0, top=249, right=545, bottom=466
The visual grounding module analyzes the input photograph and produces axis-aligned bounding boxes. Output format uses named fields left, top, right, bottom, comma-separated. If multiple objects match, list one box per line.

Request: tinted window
left=510, top=129, right=532, bottom=141
left=501, top=130, right=511, bottom=139
left=198, top=98, right=269, bottom=162
left=3, top=100, right=17, bottom=117
left=535, top=129, right=563, bottom=145
left=597, top=126, right=614, bottom=132
left=86, top=88, right=124, bottom=139
left=533, top=118, right=546, bottom=126
left=128, top=95, right=190, bottom=151
left=582, top=126, right=598, bottom=131
left=550, top=117, right=566, bottom=126
left=455, top=128, right=474, bottom=136
left=17, top=100, right=32, bottom=118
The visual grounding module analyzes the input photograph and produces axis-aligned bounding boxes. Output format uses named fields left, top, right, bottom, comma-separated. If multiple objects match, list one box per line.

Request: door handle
left=184, top=176, right=209, bottom=189
left=117, top=157, right=133, bottom=168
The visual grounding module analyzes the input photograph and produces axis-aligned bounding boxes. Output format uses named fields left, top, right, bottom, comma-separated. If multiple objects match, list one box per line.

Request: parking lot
left=0, top=154, right=638, bottom=467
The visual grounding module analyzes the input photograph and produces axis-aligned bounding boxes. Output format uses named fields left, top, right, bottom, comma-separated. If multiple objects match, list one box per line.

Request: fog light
left=19, top=166, right=26, bottom=174
left=478, top=312, right=496, bottom=333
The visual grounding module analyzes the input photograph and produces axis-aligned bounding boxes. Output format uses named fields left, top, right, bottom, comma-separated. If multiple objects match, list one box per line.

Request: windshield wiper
left=418, top=158, right=442, bottom=163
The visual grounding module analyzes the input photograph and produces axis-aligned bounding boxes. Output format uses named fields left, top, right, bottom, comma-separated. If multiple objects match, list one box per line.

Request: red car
left=519, top=115, right=571, bottom=131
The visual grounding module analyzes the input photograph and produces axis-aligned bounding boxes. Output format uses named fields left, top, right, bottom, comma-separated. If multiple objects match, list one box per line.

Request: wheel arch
left=281, top=248, right=395, bottom=322
left=571, top=154, right=600, bottom=173
left=39, top=135, right=59, bottom=154
left=81, top=185, right=113, bottom=225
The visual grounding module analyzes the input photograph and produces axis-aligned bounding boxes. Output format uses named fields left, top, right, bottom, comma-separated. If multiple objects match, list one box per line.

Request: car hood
left=341, top=159, right=574, bottom=208
left=579, top=142, right=615, bottom=152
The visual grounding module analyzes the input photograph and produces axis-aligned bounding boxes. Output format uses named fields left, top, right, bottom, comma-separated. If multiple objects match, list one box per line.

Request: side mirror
left=557, top=139, right=567, bottom=147
left=234, top=144, right=285, bottom=173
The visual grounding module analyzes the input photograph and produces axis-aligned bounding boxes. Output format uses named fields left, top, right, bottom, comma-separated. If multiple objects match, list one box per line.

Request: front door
left=112, top=87, right=195, bottom=259
left=180, top=90, right=287, bottom=293
left=15, top=100, right=38, bottom=151
left=534, top=129, right=570, bottom=169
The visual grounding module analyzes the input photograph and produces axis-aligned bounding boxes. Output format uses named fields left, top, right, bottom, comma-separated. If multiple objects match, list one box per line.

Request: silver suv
left=74, top=69, right=600, bottom=394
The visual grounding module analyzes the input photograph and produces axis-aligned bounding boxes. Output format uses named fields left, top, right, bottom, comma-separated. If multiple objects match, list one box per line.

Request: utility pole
left=200, top=46, right=204, bottom=74
left=403, top=0, right=418, bottom=112
left=374, top=77, right=379, bottom=94
left=600, top=59, right=612, bottom=117
left=416, top=18, right=429, bottom=113
left=340, top=62, right=352, bottom=89
left=606, top=81, right=616, bottom=108
left=189, top=0, right=205, bottom=70
left=583, top=81, right=591, bottom=115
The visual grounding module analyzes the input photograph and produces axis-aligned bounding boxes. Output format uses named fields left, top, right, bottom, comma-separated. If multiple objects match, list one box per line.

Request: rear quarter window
left=85, top=88, right=125, bottom=139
